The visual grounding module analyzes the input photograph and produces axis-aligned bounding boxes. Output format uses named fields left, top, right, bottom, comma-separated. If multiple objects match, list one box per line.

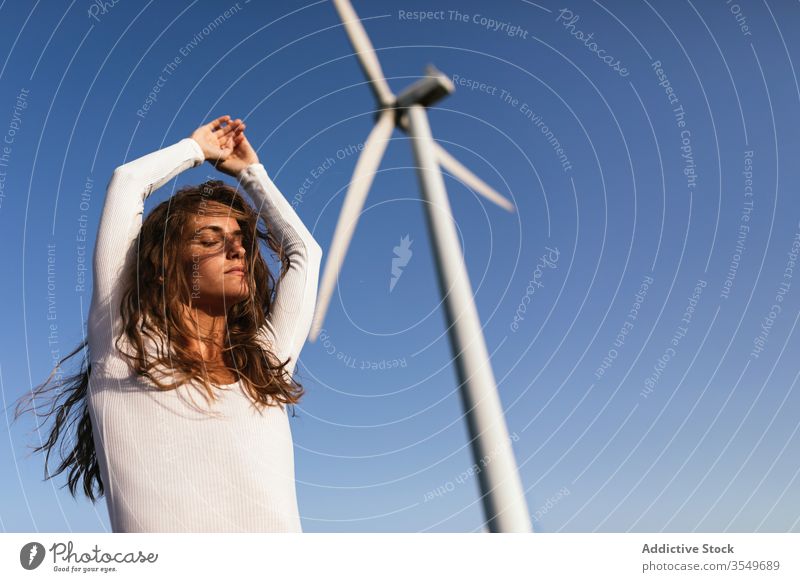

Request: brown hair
left=14, top=179, right=306, bottom=502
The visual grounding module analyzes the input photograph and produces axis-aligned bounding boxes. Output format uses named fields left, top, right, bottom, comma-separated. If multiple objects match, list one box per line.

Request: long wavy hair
left=14, top=179, right=306, bottom=502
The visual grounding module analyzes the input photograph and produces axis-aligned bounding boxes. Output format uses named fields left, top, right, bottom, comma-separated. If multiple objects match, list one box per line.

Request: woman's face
left=183, top=204, right=250, bottom=310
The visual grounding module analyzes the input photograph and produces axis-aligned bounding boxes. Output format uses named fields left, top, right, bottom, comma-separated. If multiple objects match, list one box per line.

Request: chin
left=215, top=292, right=249, bottom=305
left=230, top=294, right=250, bottom=305
left=193, top=290, right=250, bottom=310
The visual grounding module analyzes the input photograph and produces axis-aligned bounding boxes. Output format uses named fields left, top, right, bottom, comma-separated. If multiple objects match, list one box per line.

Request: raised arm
left=238, top=163, right=323, bottom=377
left=88, top=137, right=205, bottom=365
left=88, top=115, right=244, bottom=365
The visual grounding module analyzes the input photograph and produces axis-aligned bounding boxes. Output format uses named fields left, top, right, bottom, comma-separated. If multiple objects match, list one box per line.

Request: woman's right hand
left=189, top=115, right=244, bottom=163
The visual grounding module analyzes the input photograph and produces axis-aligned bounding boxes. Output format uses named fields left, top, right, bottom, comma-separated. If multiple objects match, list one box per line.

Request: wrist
left=236, top=161, right=261, bottom=179
left=185, top=137, right=206, bottom=165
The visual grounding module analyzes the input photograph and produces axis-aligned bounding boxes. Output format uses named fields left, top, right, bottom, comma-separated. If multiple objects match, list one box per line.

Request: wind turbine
left=309, top=0, right=532, bottom=533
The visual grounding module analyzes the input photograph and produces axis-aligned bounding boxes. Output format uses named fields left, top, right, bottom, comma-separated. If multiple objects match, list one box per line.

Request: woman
left=15, top=115, right=322, bottom=532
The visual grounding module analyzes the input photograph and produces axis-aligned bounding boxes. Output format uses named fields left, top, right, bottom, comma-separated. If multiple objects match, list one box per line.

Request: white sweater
left=86, top=137, right=322, bottom=532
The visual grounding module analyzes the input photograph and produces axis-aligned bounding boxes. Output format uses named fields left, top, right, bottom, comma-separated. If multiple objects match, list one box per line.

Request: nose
left=226, top=237, right=246, bottom=259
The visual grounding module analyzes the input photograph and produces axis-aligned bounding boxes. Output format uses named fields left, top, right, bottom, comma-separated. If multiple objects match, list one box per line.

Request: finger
left=213, top=121, right=233, bottom=136
left=220, top=119, right=238, bottom=134
left=216, top=127, right=239, bottom=150
left=218, top=118, right=241, bottom=136
left=209, top=115, right=230, bottom=131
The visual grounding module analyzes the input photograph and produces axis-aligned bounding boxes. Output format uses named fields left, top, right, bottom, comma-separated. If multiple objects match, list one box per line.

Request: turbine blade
left=309, top=109, right=395, bottom=341
left=434, top=142, right=516, bottom=213
left=332, top=0, right=395, bottom=107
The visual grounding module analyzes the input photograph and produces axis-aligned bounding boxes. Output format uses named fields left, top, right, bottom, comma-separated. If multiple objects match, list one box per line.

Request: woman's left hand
left=215, top=128, right=260, bottom=178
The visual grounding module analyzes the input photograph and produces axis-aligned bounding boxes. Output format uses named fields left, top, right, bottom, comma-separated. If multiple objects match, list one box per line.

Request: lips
left=225, top=266, right=245, bottom=274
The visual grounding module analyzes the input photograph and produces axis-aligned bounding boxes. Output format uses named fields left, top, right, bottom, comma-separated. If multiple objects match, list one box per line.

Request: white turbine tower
left=309, top=0, right=532, bottom=532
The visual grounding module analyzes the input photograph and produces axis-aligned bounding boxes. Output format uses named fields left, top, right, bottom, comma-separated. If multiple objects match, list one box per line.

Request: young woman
left=16, top=115, right=322, bottom=532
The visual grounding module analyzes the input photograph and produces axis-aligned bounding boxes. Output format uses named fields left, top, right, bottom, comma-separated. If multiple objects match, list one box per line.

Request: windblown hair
left=14, top=179, right=305, bottom=502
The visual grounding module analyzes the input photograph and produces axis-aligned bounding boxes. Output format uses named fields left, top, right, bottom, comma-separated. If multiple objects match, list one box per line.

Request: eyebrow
left=195, top=226, right=243, bottom=235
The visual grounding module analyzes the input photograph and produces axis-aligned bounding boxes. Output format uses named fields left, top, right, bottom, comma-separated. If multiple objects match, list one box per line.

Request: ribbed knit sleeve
left=237, top=163, right=323, bottom=377
left=88, top=137, right=205, bottom=365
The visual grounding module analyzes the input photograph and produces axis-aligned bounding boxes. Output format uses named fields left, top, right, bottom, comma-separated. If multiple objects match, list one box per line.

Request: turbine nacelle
left=394, top=64, right=455, bottom=111
left=371, top=64, right=454, bottom=131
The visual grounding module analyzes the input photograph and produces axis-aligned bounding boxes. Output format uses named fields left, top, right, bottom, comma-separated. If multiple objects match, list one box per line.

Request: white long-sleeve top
left=86, top=137, right=322, bottom=533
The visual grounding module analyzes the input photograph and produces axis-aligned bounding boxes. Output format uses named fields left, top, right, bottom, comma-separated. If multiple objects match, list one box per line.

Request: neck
left=181, top=302, right=229, bottom=364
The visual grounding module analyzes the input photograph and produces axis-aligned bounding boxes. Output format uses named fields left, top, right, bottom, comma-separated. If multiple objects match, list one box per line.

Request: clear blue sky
left=1, top=0, right=799, bottom=532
